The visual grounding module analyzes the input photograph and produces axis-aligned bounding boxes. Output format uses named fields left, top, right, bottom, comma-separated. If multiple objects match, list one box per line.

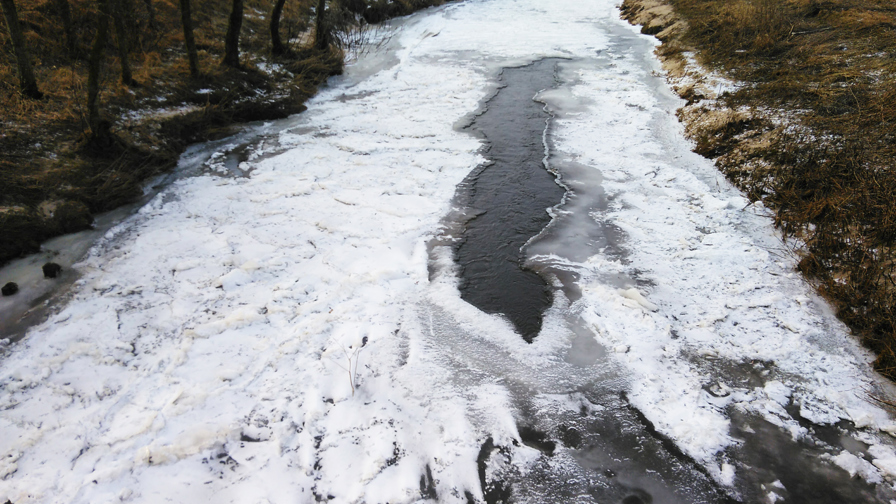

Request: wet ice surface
left=3, top=1, right=896, bottom=503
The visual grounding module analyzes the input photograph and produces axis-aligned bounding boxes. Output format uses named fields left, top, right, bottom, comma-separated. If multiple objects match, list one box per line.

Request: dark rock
left=42, top=262, right=62, bottom=278
left=1, top=282, right=18, bottom=296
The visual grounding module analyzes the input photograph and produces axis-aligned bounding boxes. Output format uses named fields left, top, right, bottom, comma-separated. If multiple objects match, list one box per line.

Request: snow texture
left=2, top=0, right=896, bottom=502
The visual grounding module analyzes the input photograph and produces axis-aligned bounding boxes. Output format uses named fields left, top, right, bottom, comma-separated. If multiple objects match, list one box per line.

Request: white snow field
left=2, top=0, right=896, bottom=502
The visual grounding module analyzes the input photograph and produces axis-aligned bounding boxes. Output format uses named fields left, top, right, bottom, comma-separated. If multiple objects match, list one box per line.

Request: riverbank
left=621, top=0, right=896, bottom=381
left=0, top=0, right=445, bottom=269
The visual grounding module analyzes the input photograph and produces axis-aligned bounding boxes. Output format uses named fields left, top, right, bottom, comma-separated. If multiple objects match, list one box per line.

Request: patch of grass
left=625, top=0, right=896, bottom=378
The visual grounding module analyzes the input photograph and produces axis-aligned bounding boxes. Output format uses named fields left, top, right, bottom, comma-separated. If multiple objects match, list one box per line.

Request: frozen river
left=3, top=1, right=896, bottom=503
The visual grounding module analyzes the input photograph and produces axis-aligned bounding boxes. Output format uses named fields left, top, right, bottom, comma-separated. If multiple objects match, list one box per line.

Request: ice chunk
left=763, top=381, right=791, bottom=406
left=827, top=451, right=882, bottom=484
left=216, top=268, right=252, bottom=290
left=869, top=445, right=896, bottom=479
left=719, top=463, right=736, bottom=486
left=619, top=287, right=658, bottom=311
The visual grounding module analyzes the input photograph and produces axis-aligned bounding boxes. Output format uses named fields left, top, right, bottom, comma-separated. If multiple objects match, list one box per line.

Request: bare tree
left=0, top=0, right=43, bottom=99
left=111, top=0, right=137, bottom=86
left=270, top=0, right=288, bottom=56
left=142, top=0, right=157, bottom=32
left=222, top=0, right=244, bottom=68
left=88, top=0, right=111, bottom=136
left=314, top=0, right=328, bottom=50
left=179, top=0, right=199, bottom=77
left=53, top=0, right=78, bottom=59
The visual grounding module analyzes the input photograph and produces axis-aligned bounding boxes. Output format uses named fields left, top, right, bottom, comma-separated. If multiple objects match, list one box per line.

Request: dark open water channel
left=453, top=59, right=565, bottom=342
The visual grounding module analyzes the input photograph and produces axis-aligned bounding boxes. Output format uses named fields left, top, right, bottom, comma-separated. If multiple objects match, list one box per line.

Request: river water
left=2, top=1, right=896, bottom=503
left=453, top=59, right=565, bottom=342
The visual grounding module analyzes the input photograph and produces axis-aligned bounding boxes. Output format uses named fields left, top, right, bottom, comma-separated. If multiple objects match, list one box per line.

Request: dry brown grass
left=707, top=0, right=790, bottom=55
left=626, top=0, right=896, bottom=379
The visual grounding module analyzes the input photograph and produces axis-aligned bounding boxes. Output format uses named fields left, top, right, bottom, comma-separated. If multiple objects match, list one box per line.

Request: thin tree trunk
left=111, top=0, right=136, bottom=86
left=142, top=0, right=157, bottom=32
left=0, top=0, right=42, bottom=99
left=313, top=0, right=327, bottom=51
left=88, top=0, right=110, bottom=135
left=270, top=0, right=287, bottom=56
left=221, top=0, right=243, bottom=68
left=54, top=0, right=77, bottom=60
left=179, top=0, right=199, bottom=77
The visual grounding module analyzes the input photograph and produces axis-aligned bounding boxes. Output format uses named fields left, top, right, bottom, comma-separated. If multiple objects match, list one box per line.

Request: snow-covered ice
left=2, top=0, right=896, bottom=502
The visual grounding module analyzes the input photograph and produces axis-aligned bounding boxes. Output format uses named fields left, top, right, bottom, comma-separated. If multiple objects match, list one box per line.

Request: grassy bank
left=621, top=0, right=896, bottom=378
left=0, top=0, right=444, bottom=267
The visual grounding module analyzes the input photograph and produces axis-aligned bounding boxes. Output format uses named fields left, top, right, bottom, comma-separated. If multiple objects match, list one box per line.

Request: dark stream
left=454, top=59, right=566, bottom=342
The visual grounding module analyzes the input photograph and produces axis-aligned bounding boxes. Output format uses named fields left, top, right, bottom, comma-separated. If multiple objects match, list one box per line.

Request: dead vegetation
left=622, top=0, right=896, bottom=378
left=0, top=0, right=444, bottom=266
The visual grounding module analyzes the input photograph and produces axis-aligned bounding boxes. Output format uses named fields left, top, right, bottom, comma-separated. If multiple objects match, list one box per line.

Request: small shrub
left=51, top=200, right=93, bottom=234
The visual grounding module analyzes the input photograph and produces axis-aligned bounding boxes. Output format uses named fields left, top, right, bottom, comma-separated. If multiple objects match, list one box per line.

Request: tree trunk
left=179, top=0, right=199, bottom=77
left=111, top=0, right=136, bottom=86
left=0, top=0, right=42, bottom=99
left=313, top=0, right=327, bottom=51
left=142, top=0, right=157, bottom=32
left=270, top=0, right=287, bottom=56
left=53, top=0, right=77, bottom=60
left=221, top=0, right=243, bottom=68
left=88, top=0, right=110, bottom=135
